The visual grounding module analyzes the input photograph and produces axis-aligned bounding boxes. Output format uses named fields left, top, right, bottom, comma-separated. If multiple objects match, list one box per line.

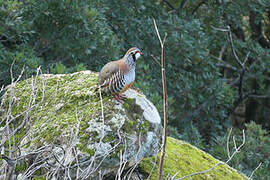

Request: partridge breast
left=98, top=60, right=132, bottom=94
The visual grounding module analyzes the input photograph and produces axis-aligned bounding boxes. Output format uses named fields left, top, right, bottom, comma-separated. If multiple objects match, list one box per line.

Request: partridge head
left=98, top=47, right=143, bottom=101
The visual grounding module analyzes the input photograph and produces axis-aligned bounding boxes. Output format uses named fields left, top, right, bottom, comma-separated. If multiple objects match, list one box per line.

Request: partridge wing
left=99, top=61, right=118, bottom=84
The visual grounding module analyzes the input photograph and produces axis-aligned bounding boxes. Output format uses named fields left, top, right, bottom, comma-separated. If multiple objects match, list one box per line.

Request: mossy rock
left=0, top=70, right=161, bottom=179
left=139, top=137, right=248, bottom=180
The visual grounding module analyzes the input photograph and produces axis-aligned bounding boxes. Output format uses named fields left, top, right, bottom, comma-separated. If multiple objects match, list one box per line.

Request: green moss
left=1, top=72, right=113, bottom=152
left=139, top=137, right=248, bottom=180
left=122, top=120, right=135, bottom=132
left=15, top=161, right=28, bottom=173
left=3, top=126, right=27, bottom=147
left=123, top=98, right=142, bottom=115
left=122, top=112, right=149, bottom=134
left=121, top=97, right=150, bottom=135
left=77, top=130, right=98, bottom=154
left=123, top=98, right=135, bottom=110
left=139, top=120, right=150, bottom=134
left=110, top=144, right=125, bottom=158
left=77, top=144, right=95, bottom=156
left=32, top=177, right=45, bottom=180
left=102, top=134, right=115, bottom=143
left=33, top=168, right=43, bottom=176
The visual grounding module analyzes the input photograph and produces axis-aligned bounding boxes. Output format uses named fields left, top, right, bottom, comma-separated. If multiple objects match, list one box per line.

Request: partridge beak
left=137, top=51, right=143, bottom=55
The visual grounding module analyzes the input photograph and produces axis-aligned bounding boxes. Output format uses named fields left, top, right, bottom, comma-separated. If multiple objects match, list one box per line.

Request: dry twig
left=249, top=162, right=262, bottom=179
left=153, top=18, right=168, bottom=180
left=173, top=129, right=245, bottom=180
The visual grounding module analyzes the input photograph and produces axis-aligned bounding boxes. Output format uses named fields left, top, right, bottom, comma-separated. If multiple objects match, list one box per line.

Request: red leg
left=113, top=94, right=122, bottom=102
left=118, top=93, right=127, bottom=99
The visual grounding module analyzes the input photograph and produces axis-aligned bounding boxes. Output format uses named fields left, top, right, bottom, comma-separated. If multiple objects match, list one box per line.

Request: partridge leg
left=118, top=93, right=127, bottom=99
left=113, top=94, right=122, bottom=102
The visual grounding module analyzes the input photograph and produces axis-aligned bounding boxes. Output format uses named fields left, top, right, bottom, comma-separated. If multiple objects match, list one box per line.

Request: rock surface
left=139, top=137, right=248, bottom=180
left=0, top=70, right=162, bottom=179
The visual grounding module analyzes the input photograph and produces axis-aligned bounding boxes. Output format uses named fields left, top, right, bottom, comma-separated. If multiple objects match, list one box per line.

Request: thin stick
left=151, top=54, right=162, bottom=67
left=153, top=19, right=163, bottom=47
left=175, top=129, right=245, bottom=180
left=227, top=26, right=243, bottom=69
left=226, top=128, right=232, bottom=159
left=153, top=18, right=168, bottom=180
left=249, top=162, right=262, bottom=179
left=98, top=85, right=105, bottom=139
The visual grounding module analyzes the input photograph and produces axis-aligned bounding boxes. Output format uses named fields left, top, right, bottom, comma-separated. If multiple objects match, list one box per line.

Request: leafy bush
left=0, top=0, right=120, bottom=84
left=209, top=122, right=270, bottom=180
left=0, top=44, right=43, bottom=84
left=21, top=0, right=121, bottom=69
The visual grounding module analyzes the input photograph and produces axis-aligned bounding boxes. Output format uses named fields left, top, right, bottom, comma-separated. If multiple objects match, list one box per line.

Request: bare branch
left=249, top=162, right=262, bottom=179
left=243, top=51, right=250, bottom=66
left=153, top=18, right=168, bottom=180
left=227, top=26, right=244, bottom=69
left=162, top=0, right=178, bottom=14
left=150, top=54, right=162, bottom=67
left=153, top=19, right=163, bottom=48
left=227, top=128, right=232, bottom=159
left=175, top=161, right=225, bottom=180
left=226, top=130, right=245, bottom=164
left=219, top=44, right=227, bottom=61
left=174, top=129, right=245, bottom=180
left=10, top=59, right=15, bottom=83
left=211, top=26, right=230, bottom=32
left=248, top=94, right=270, bottom=99
left=98, top=85, right=105, bottom=139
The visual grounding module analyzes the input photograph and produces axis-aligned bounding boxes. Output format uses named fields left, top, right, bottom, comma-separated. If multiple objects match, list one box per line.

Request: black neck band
left=132, top=54, right=136, bottom=62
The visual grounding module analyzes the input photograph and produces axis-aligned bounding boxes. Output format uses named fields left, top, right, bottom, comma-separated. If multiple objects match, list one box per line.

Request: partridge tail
left=92, top=83, right=110, bottom=95
left=90, top=83, right=100, bottom=94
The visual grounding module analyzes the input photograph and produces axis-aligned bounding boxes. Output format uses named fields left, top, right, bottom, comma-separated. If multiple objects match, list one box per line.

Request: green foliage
left=167, top=124, right=205, bottom=149
left=50, top=62, right=67, bottom=74
left=0, top=0, right=120, bottom=84
left=0, top=44, right=43, bottom=84
left=209, top=122, right=270, bottom=180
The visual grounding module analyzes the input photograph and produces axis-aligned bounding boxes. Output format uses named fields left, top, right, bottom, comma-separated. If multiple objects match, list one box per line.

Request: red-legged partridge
left=98, top=47, right=143, bottom=101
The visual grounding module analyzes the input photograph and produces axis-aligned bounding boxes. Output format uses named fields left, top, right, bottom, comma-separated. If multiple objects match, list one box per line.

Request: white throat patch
left=135, top=53, right=141, bottom=59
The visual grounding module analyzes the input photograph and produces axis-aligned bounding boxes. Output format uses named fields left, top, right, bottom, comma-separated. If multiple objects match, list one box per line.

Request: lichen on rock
left=0, top=70, right=162, bottom=179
